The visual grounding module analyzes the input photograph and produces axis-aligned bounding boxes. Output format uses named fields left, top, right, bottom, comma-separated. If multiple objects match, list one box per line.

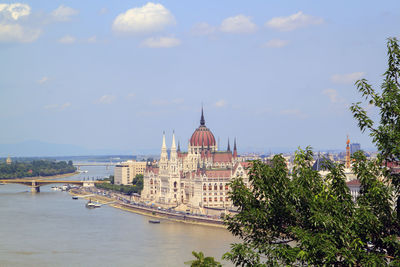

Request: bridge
left=73, top=162, right=119, bottom=170
left=74, top=163, right=118, bottom=167
left=0, top=179, right=109, bottom=193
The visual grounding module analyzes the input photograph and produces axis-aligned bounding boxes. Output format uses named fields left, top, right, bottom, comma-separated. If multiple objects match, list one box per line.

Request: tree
left=350, top=37, right=400, bottom=224
left=184, top=251, right=222, bottom=267
left=221, top=38, right=400, bottom=266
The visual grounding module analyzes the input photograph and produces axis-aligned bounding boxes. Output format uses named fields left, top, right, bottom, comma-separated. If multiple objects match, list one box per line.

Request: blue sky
left=0, top=1, right=399, bottom=155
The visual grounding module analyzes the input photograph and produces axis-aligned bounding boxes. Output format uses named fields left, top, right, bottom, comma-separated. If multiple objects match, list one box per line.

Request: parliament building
left=141, top=109, right=249, bottom=211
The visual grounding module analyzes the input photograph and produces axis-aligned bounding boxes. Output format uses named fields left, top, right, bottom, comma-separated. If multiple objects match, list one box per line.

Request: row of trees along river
left=95, top=174, right=143, bottom=195
left=0, top=160, right=76, bottom=179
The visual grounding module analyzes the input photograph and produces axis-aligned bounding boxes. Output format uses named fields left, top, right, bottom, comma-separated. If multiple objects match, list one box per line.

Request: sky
left=0, top=0, right=399, bottom=156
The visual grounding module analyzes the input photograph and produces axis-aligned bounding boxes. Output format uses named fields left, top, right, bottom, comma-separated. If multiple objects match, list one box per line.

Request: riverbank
left=69, top=188, right=226, bottom=228
left=11, top=171, right=79, bottom=181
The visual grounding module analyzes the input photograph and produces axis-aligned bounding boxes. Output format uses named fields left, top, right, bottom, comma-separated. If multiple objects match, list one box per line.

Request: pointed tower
left=346, top=135, right=350, bottom=168
left=159, top=131, right=169, bottom=174
left=200, top=106, right=205, bottom=126
left=170, top=131, right=178, bottom=175
left=227, top=138, right=231, bottom=152
left=233, top=138, right=238, bottom=158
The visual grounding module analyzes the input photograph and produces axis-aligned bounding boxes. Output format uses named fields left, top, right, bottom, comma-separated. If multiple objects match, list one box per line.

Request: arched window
left=208, top=183, right=212, bottom=190
left=214, top=197, right=217, bottom=202
left=219, top=183, right=223, bottom=190
left=174, top=181, right=177, bottom=188
left=220, top=197, right=223, bottom=202
left=225, top=197, right=229, bottom=201
left=225, top=184, right=229, bottom=190
left=203, top=184, right=206, bottom=190
left=203, top=197, right=207, bottom=202
left=150, top=179, right=153, bottom=185
left=214, top=183, right=217, bottom=190
left=209, top=197, right=212, bottom=202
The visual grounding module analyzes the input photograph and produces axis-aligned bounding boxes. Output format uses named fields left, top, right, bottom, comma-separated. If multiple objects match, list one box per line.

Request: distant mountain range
left=0, top=140, right=375, bottom=158
left=0, top=140, right=134, bottom=157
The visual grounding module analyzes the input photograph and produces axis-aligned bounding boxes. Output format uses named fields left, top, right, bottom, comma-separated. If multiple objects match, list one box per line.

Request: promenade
left=70, top=188, right=226, bottom=228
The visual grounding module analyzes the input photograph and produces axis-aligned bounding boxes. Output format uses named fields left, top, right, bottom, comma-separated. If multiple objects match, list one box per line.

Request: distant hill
left=0, top=140, right=133, bottom=157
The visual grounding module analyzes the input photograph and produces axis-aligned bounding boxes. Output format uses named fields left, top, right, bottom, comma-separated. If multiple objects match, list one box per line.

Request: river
left=0, top=165, right=238, bottom=266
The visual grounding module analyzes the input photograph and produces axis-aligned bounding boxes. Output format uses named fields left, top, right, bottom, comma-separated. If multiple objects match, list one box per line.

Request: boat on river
left=72, top=196, right=78, bottom=200
left=86, top=199, right=101, bottom=209
left=149, top=220, right=160, bottom=224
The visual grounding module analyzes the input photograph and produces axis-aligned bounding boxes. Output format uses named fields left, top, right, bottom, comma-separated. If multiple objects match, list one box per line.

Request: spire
left=162, top=131, right=166, bottom=151
left=227, top=138, right=231, bottom=152
left=233, top=138, right=237, bottom=158
left=200, top=106, right=205, bottom=126
left=177, top=141, right=181, bottom=152
left=171, top=131, right=176, bottom=150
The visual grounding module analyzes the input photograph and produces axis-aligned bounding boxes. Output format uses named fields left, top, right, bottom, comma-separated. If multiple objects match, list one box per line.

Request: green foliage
left=350, top=37, right=400, bottom=224
left=132, top=174, right=143, bottom=188
left=0, top=160, right=76, bottom=179
left=184, top=251, right=222, bottom=267
left=223, top=149, right=400, bottom=266
left=221, top=38, right=400, bottom=266
left=95, top=182, right=140, bottom=195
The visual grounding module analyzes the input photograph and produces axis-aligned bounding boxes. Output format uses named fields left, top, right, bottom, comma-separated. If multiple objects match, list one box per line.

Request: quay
left=70, top=188, right=226, bottom=228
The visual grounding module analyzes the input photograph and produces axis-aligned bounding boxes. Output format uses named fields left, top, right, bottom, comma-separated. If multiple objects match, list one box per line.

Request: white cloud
left=0, top=3, right=30, bottom=20
left=97, top=95, right=116, bottom=104
left=0, top=3, right=41, bottom=43
left=331, top=72, right=365, bottom=84
left=86, top=35, right=97, bottom=43
left=60, top=102, right=71, bottom=109
left=323, top=89, right=345, bottom=103
left=141, top=36, right=180, bottom=48
left=44, top=102, right=71, bottom=110
left=172, top=98, right=184, bottom=104
left=263, top=39, right=289, bottom=48
left=215, top=100, right=227, bottom=108
left=38, top=76, right=49, bottom=84
left=191, top=22, right=216, bottom=36
left=112, top=3, right=175, bottom=34
left=58, top=35, right=76, bottom=44
left=266, top=11, right=323, bottom=31
left=0, top=23, right=40, bottom=43
left=280, top=109, right=307, bottom=119
left=99, top=8, right=108, bottom=15
left=220, top=14, right=257, bottom=34
left=51, top=5, right=79, bottom=22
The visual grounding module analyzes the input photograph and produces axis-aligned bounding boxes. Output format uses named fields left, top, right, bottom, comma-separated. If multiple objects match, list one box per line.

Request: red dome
left=190, top=126, right=216, bottom=147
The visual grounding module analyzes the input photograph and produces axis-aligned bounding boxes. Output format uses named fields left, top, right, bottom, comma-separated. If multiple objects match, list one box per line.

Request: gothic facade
left=141, top=109, right=249, bottom=210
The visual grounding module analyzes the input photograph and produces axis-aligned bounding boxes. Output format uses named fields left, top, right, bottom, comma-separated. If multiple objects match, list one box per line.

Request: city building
left=141, top=109, right=249, bottom=212
left=350, top=143, right=361, bottom=155
left=114, top=160, right=146, bottom=185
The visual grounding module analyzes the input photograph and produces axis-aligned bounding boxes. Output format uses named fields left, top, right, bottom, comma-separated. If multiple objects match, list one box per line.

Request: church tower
left=345, top=135, right=351, bottom=168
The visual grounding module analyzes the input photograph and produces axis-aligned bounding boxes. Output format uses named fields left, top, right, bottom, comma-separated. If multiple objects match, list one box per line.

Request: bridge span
left=0, top=179, right=109, bottom=193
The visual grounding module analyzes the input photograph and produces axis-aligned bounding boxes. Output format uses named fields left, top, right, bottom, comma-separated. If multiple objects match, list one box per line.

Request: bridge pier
left=30, top=186, right=40, bottom=193
left=30, top=181, right=40, bottom=193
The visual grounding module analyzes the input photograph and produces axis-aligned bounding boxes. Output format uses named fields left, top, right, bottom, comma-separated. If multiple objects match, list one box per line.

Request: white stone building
left=141, top=109, right=249, bottom=210
left=114, top=160, right=146, bottom=185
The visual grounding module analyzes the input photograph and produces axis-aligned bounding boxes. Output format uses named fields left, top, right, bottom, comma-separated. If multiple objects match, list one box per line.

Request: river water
left=0, top=165, right=238, bottom=266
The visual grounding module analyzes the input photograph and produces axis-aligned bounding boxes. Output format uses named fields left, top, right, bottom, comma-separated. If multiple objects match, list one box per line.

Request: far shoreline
left=3, top=171, right=79, bottom=181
